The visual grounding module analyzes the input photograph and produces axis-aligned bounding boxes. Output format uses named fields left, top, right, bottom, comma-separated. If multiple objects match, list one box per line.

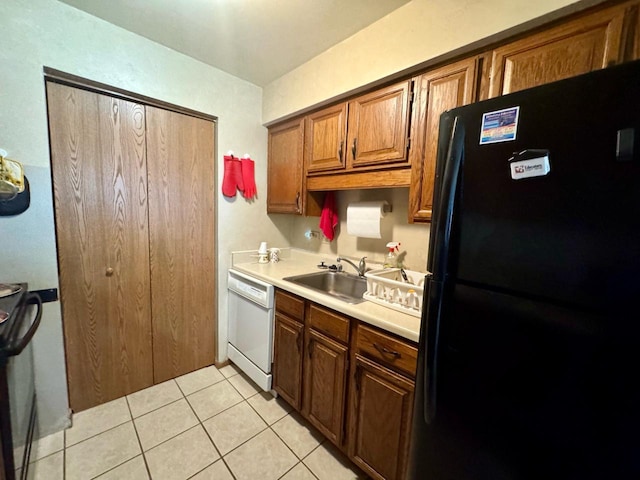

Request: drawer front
left=275, top=290, right=305, bottom=321
left=308, top=304, right=350, bottom=344
left=357, top=324, right=417, bottom=377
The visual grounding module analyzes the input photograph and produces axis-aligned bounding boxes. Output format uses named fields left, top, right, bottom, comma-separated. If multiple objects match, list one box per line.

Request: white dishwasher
left=227, top=269, right=275, bottom=391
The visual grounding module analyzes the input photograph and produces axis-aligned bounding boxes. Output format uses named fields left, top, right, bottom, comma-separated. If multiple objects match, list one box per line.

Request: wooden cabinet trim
left=306, top=168, right=411, bottom=191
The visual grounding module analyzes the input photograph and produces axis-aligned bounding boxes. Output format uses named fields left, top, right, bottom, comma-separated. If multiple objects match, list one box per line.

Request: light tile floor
left=24, top=363, right=365, bottom=480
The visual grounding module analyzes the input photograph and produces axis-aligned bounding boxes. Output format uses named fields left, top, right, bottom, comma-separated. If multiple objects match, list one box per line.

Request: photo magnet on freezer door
left=479, top=106, right=520, bottom=144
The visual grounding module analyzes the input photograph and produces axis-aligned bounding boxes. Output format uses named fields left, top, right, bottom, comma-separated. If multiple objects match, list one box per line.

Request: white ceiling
left=57, top=0, right=411, bottom=86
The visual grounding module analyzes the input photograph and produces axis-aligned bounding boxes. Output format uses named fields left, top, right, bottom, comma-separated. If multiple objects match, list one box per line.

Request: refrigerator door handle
left=423, top=115, right=465, bottom=423
left=423, top=274, right=441, bottom=424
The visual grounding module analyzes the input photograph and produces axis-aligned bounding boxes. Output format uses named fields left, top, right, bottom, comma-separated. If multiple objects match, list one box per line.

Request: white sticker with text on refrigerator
left=510, top=155, right=551, bottom=180
left=479, top=106, right=520, bottom=144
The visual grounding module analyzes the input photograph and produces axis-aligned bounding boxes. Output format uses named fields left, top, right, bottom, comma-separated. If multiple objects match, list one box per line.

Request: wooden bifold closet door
left=47, top=82, right=154, bottom=411
left=146, top=106, right=216, bottom=384
left=48, top=82, right=216, bottom=412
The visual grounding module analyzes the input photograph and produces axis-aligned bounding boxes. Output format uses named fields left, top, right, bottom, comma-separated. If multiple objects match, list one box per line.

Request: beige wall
left=262, top=0, right=583, bottom=123
left=0, top=0, right=291, bottom=434
left=289, top=189, right=430, bottom=273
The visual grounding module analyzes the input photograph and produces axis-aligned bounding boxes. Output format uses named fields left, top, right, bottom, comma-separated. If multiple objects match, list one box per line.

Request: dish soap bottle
left=384, top=242, right=400, bottom=268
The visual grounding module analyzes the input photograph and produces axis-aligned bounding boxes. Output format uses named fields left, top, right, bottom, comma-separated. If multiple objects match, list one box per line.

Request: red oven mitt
left=241, top=156, right=257, bottom=199
left=222, top=155, right=244, bottom=197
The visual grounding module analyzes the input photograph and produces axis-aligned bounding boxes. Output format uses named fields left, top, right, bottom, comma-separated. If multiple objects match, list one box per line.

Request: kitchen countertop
left=231, top=249, right=422, bottom=343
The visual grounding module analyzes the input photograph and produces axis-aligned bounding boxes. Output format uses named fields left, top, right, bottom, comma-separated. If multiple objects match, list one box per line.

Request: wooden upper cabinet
left=409, top=57, right=479, bottom=223
left=267, top=117, right=304, bottom=214
left=347, top=80, right=413, bottom=169
left=305, top=102, right=348, bottom=173
left=489, top=3, right=627, bottom=97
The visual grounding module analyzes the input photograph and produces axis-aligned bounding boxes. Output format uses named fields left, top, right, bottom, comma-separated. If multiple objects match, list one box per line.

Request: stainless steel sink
left=283, top=271, right=367, bottom=304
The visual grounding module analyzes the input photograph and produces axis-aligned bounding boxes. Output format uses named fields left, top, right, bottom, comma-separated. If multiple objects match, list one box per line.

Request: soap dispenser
left=383, top=242, right=400, bottom=268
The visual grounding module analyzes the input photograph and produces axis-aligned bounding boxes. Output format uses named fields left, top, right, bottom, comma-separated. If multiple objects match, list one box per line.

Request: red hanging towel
left=319, top=191, right=338, bottom=241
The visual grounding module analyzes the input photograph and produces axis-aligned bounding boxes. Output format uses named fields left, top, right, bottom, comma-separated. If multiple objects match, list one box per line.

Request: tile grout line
left=125, top=394, right=153, bottom=480
left=184, top=381, right=246, bottom=424
left=182, top=382, right=231, bottom=480
left=185, top=376, right=242, bottom=480
left=64, top=416, right=132, bottom=450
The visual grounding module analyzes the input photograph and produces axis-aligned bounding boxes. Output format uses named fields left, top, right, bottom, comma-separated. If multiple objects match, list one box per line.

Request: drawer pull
left=374, top=343, right=400, bottom=358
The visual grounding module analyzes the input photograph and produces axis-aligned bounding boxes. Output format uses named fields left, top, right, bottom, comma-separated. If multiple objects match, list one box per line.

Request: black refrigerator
left=408, top=60, right=640, bottom=480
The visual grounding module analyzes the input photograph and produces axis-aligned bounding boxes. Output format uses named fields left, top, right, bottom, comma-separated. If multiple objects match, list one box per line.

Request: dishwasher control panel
left=227, top=269, right=274, bottom=309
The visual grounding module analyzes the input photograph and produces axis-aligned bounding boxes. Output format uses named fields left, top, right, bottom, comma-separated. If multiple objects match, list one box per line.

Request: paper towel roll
left=346, top=201, right=387, bottom=238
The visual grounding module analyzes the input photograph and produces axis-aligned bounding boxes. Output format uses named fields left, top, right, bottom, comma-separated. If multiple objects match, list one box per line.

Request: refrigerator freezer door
left=453, top=61, right=640, bottom=312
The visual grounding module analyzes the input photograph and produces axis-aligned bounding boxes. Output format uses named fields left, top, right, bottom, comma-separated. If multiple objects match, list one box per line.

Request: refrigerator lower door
left=410, top=282, right=640, bottom=480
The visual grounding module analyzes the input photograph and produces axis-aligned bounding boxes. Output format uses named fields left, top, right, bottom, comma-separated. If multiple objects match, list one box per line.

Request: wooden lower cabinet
left=348, top=355, right=415, bottom=480
left=273, top=312, right=304, bottom=410
left=272, top=289, right=418, bottom=479
left=302, top=329, right=348, bottom=445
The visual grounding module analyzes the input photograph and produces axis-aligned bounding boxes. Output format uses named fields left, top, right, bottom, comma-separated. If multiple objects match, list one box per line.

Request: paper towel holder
left=347, top=200, right=392, bottom=213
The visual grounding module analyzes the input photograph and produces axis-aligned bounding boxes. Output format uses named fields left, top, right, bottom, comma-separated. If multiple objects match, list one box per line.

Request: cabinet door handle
left=338, top=140, right=344, bottom=162
left=308, top=339, right=315, bottom=358
left=374, top=342, right=400, bottom=358
left=105, top=267, right=114, bottom=277
left=295, top=192, right=300, bottom=212
left=351, top=138, right=357, bottom=160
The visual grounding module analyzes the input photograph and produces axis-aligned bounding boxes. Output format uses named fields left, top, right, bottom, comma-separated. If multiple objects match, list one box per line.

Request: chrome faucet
left=337, top=256, right=367, bottom=277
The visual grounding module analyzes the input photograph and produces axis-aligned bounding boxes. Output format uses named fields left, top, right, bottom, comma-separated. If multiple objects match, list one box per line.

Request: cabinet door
left=346, top=81, right=412, bottom=168
left=48, top=82, right=153, bottom=411
left=303, top=329, right=348, bottom=446
left=409, top=57, right=478, bottom=222
left=147, top=107, right=216, bottom=383
left=273, top=313, right=304, bottom=409
left=349, top=355, right=414, bottom=480
left=489, top=4, right=626, bottom=97
left=267, top=117, right=304, bottom=214
left=305, top=103, right=348, bottom=173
